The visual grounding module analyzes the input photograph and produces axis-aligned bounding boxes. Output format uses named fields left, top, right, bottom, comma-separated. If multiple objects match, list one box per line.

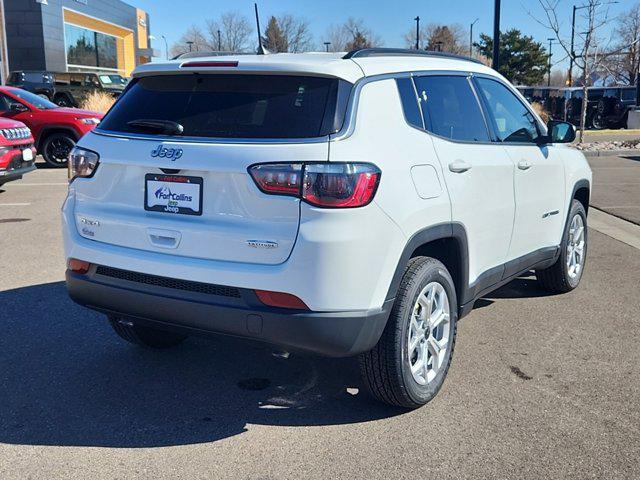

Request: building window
left=65, top=23, right=118, bottom=71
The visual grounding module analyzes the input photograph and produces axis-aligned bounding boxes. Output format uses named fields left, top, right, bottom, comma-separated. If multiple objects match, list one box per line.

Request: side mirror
left=9, top=103, right=28, bottom=113
left=546, top=120, right=576, bottom=144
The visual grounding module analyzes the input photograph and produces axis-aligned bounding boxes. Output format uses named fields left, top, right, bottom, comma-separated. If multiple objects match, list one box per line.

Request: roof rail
left=343, top=48, right=484, bottom=65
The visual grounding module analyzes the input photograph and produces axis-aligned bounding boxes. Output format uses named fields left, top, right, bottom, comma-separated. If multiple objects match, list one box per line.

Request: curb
left=580, top=149, right=639, bottom=158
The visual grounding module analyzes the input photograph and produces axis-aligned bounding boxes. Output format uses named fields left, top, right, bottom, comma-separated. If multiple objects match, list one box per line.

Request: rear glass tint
left=98, top=74, right=352, bottom=139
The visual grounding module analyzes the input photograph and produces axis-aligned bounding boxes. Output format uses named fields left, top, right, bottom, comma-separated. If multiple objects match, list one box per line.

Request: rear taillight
left=68, top=147, right=99, bottom=182
left=248, top=163, right=380, bottom=208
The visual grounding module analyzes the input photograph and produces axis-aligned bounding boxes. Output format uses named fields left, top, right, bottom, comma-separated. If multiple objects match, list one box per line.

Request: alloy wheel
left=47, top=137, right=74, bottom=164
left=567, top=213, right=585, bottom=279
left=407, top=282, right=451, bottom=385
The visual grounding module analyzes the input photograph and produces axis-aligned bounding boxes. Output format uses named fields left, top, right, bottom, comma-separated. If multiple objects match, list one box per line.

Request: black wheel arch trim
left=37, top=126, right=80, bottom=151
left=384, top=222, right=470, bottom=306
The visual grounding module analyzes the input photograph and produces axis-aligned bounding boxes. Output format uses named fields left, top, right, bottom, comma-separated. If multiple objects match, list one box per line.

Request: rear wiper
left=126, top=119, right=184, bottom=135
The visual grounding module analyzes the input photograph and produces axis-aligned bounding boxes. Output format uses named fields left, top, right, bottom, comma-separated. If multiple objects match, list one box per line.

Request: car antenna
left=254, top=3, right=269, bottom=55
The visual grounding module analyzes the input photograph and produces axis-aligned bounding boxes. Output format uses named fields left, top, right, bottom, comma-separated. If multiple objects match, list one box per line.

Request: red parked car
left=0, top=87, right=103, bottom=167
left=0, top=118, right=36, bottom=186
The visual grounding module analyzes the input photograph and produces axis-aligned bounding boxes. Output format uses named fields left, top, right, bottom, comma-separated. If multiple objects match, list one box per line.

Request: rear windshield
left=98, top=74, right=352, bottom=139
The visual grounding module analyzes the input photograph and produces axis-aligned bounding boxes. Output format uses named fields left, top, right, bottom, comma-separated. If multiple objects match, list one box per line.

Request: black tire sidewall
left=398, top=260, right=458, bottom=405
left=560, top=201, right=588, bottom=289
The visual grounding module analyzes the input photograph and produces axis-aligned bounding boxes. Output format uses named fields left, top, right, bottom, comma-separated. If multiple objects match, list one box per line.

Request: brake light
left=180, top=61, right=239, bottom=68
left=68, top=258, right=91, bottom=274
left=248, top=163, right=302, bottom=196
left=255, top=290, right=309, bottom=310
left=248, top=163, right=380, bottom=208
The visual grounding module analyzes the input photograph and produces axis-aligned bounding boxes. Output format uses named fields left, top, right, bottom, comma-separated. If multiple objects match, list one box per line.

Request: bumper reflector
left=68, top=258, right=91, bottom=274
left=255, top=290, right=309, bottom=310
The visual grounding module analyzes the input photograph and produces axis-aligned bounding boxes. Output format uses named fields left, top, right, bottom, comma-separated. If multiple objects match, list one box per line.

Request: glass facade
left=64, top=23, right=118, bottom=71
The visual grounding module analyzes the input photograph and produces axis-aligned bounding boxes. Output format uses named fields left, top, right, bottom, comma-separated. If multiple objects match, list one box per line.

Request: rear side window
left=413, top=75, right=489, bottom=142
left=98, top=74, right=352, bottom=139
left=396, top=77, right=423, bottom=129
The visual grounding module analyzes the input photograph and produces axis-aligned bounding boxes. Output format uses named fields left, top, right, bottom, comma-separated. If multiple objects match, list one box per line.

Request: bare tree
left=205, top=12, right=252, bottom=53
left=170, top=25, right=209, bottom=57
left=404, top=23, right=467, bottom=54
left=601, top=3, right=640, bottom=85
left=535, top=0, right=616, bottom=142
left=324, top=18, right=382, bottom=52
left=277, top=14, right=313, bottom=52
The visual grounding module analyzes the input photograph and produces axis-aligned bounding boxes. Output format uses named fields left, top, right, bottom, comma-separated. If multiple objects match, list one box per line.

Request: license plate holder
left=144, top=174, right=203, bottom=216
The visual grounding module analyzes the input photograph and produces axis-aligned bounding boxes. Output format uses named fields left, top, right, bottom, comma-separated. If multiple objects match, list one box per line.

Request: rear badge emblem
left=246, top=240, right=278, bottom=249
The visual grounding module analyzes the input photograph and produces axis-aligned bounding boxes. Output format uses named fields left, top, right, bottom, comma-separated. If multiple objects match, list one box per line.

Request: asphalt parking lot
left=588, top=154, right=640, bottom=225
left=1, top=160, right=639, bottom=479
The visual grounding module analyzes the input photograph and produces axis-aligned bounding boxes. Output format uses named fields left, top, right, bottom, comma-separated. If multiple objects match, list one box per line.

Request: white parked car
left=62, top=49, right=592, bottom=408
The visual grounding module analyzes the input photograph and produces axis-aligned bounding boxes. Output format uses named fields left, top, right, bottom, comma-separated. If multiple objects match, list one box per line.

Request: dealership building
left=0, top=0, right=153, bottom=83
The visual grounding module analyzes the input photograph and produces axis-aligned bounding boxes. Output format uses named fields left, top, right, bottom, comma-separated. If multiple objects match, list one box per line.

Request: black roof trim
left=343, top=48, right=484, bottom=65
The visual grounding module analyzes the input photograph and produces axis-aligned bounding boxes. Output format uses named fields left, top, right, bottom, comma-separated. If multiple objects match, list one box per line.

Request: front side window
left=413, top=75, right=490, bottom=142
left=621, top=89, right=635, bottom=102
left=475, top=77, right=540, bottom=143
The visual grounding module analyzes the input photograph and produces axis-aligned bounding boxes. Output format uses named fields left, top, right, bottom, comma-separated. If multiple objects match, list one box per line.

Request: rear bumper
left=66, top=268, right=392, bottom=357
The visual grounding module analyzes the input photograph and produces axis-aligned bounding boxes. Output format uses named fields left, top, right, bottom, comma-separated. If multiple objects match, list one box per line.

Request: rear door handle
left=448, top=160, right=472, bottom=173
left=517, top=159, right=532, bottom=170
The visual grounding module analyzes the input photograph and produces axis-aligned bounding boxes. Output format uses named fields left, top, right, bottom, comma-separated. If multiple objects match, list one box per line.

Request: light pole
left=217, top=30, right=222, bottom=51
left=324, top=42, right=331, bottom=52
left=186, top=41, right=194, bottom=52
left=568, top=4, right=586, bottom=86
left=415, top=16, right=420, bottom=50
left=160, top=35, right=168, bottom=60
left=469, top=18, right=479, bottom=57
left=568, top=2, right=618, bottom=86
left=492, top=0, right=501, bottom=70
left=547, top=37, right=555, bottom=87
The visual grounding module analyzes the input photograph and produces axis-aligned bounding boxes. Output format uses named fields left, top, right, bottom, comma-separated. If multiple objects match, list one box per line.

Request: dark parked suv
left=53, top=72, right=128, bottom=107
left=6, top=71, right=55, bottom=100
left=590, top=87, right=636, bottom=129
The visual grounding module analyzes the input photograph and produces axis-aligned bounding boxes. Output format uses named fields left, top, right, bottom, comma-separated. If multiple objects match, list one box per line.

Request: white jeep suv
left=62, top=48, right=592, bottom=408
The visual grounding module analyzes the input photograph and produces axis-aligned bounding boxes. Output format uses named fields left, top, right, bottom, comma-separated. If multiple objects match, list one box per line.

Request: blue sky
left=133, top=0, right=628, bottom=69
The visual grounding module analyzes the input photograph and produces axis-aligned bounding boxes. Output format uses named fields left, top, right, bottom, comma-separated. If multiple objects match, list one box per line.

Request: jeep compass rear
left=63, top=57, right=397, bottom=363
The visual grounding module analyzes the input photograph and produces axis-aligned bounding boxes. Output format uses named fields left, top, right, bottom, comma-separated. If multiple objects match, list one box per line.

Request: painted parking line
left=0, top=203, right=31, bottom=206
left=3, top=182, right=68, bottom=186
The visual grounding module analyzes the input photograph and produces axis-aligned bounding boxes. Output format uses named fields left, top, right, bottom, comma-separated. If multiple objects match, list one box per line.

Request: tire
left=108, top=316, right=187, bottom=348
left=359, top=256, right=458, bottom=409
left=54, top=94, right=74, bottom=107
left=591, top=112, right=606, bottom=130
left=536, top=200, right=588, bottom=293
left=41, top=132, right=76, bottom=167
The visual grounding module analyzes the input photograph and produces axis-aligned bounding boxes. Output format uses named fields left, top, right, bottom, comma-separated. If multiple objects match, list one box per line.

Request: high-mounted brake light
left=180, top=61, right=239, bottom=68
left=248, top=163, right=381, bottom=208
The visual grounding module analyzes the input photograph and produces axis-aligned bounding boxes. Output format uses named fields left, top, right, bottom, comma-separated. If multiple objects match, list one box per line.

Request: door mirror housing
left=9, top=102, right=28, bottom=113
left=539, top=120, right=576, bottom=144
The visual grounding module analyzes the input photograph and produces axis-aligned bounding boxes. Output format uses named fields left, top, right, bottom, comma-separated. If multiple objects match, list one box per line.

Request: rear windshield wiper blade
left=126, top=119, right=184, bottom=135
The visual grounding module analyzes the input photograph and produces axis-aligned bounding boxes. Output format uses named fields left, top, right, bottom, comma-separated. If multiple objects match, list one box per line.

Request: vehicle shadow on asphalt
left=0, top=281, right=405, bottom=448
